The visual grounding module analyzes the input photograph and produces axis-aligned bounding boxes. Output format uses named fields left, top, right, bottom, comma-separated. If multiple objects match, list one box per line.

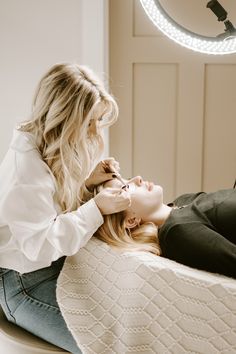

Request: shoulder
left=6, top=129, right=55, bottom=189
left=10, top=128, right=36, bottom=152
left=171, top=192, right=206, bottom=207
left=159, top=203, right=203, bottom=244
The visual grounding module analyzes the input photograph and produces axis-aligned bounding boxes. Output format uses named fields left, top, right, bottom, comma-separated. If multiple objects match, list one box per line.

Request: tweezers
left=102, top=161, right=127, bottom=188
left=114, top=174, right=127, bottom=189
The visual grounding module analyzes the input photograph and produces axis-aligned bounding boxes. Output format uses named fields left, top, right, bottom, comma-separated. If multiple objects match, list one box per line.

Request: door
left=109, top=0, right=236, bottom=202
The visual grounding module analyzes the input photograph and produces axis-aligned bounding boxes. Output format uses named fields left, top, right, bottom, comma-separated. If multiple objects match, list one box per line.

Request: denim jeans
left=0, top=257, right=81, bottom=354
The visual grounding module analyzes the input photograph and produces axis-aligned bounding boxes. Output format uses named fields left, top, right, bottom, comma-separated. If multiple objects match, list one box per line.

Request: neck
left=143, top=204, right=172, bottom=227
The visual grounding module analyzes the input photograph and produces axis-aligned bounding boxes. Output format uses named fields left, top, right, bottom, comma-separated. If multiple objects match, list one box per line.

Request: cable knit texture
left=56, top=238, right=236, bottom=354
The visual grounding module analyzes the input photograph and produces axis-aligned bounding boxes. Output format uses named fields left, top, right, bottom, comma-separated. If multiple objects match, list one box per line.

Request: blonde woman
left=94, top=176, right=236, bottom=279
left=0, top=63, right=130, bottom=353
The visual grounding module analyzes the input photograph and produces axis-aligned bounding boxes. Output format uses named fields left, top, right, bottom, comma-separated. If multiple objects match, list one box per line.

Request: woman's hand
left=85, top=157, right=120, bottom=191
left=94, top=187, right=131, bottom=215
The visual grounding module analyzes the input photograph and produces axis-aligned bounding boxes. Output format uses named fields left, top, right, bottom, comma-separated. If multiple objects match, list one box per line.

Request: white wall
left=0, top=0, right=108, bottom=161
left=81, top=0, right=109, bottom=157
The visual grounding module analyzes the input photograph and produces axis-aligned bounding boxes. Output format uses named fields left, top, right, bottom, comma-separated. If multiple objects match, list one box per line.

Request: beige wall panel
left=109, top=61, right=134, bottom=177
left=203, top=64, right=236, bottom=191
left=133, top=63, right=177, bottom=202
left=175, top=63, right=205, bottom=196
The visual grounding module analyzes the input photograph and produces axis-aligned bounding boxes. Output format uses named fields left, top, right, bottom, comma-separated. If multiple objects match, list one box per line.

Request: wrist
left=85, top=179, right=94, bottom=192
left=93, top=195, right=104, bottom=215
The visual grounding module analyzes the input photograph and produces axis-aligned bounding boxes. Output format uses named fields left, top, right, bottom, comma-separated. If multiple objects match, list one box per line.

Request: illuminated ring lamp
left=139, top=0, right=236, bottom=55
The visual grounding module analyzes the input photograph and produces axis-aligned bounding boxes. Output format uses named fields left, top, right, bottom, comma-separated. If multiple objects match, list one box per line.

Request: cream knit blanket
left=56, top=238, right=236, bottom=354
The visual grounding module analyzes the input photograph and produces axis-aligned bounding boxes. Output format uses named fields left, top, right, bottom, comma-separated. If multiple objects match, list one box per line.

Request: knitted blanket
left=56, top=238, right=236, bottom=354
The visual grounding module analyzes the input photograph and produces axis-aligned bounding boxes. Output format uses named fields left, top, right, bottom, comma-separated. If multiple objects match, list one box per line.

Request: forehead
left=90, top=102, right=105, bottom=120
left=104, top=179, right=123, bottom=188
left=103, top=178, right=137, bottom=194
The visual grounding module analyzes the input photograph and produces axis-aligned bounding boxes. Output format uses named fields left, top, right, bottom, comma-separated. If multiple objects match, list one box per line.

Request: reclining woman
left=92, top=176, right=236, bottom=279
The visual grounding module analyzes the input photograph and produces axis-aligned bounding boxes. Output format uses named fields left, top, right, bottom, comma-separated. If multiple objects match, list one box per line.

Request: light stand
left=207, top=0, right=236, bottom=39
left=140, top=0, right=236, bottom=54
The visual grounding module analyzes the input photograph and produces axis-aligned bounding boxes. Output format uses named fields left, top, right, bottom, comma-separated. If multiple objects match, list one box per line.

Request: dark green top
left=159, top=189, right=236, bottom=278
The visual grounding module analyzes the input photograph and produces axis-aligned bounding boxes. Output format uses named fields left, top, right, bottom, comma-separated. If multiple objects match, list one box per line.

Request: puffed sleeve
left=0, top=142, right=104, bottom=265
left=1, top=182, right=103, bottom=263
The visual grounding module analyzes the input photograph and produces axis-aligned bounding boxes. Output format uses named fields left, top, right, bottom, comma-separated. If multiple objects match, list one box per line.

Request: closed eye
left=122, top=183, right=136, bottom=193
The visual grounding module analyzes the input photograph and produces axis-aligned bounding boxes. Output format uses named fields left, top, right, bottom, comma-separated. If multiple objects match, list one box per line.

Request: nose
left=88, top=119, right=99, bottom=136
left=128, top=176, right=143, bottom=186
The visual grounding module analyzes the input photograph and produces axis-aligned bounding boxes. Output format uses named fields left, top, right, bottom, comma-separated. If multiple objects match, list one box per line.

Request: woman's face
left=87, top=103, right=105, bottom=137
left=103, top=176, right=163, bottom=222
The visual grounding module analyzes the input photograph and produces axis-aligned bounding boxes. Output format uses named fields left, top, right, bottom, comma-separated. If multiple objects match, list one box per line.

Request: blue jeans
left=0, top=257, right=81, bottom=354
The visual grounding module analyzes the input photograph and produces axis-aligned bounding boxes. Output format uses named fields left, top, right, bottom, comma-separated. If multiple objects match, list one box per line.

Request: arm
left=161, top=222, right=236, bottom=278
left=2, top=182, right=103, bottom=263
left=0, top=146, right=130, bottom=267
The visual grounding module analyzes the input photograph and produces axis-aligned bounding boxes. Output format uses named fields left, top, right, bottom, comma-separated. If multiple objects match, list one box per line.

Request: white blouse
left=0, top=129, right=103, bottom=273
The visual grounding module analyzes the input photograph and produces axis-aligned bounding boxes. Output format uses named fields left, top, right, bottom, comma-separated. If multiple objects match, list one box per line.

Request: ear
left=124, top=216, right=141, bottom=229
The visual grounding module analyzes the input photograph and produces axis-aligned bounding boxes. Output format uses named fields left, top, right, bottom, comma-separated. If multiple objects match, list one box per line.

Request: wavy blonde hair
left=94, top=212, right=161, bottom=255
left=19, top=63, right=118, bottom=212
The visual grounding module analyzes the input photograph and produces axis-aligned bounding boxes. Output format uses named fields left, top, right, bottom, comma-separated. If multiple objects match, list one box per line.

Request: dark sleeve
left=161, top=222, right=236, bottom=278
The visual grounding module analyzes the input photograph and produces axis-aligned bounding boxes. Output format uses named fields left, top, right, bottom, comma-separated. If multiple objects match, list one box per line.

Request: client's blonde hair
left=19, top=63, right=118, bottom=212
left=94, top=211, right=161, bottom=256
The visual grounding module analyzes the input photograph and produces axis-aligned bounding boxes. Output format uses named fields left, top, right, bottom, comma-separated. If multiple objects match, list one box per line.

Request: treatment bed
left=57, top=238, right=236, bottom=354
